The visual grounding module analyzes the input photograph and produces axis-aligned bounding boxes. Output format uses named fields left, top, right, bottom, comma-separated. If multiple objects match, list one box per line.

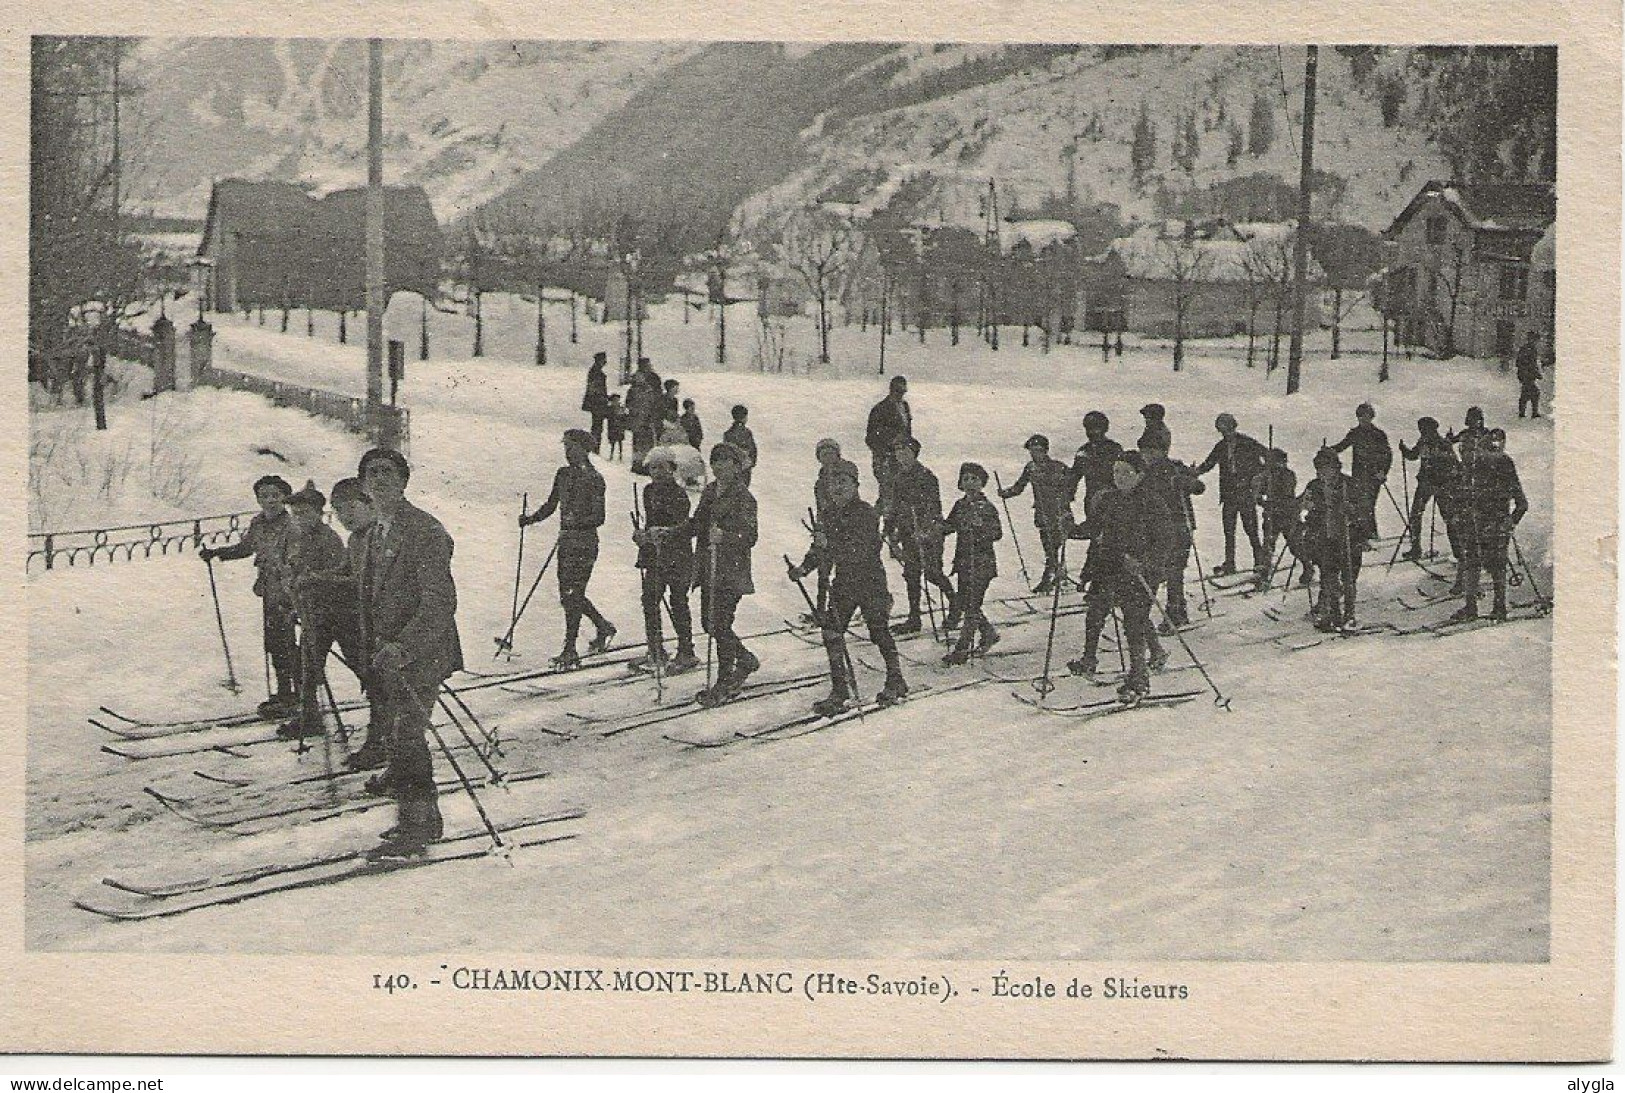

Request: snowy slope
left=26, top=303, right=1551, bottom=958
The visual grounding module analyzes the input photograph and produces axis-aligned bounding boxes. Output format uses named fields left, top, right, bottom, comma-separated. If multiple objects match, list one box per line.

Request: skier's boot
left=1338, top=614, right=1361, bottom=634
left=1404, top=545, right=1423, bottom=563
left=276, top=717, right=325, bottom=741
left=1446, top=603, right=1480, bottom=625
left=731, top=649, right=761, bottom=686
left=975, top=622, right=1000, bottom=656
left=1490, top=585, right=1509, bottom=623
left=586, top=624, right=618, bottom=655
left=876, top=671, right=909, bottom=708
left=343, top=731, right=388, bottom=773
left=628, top=646, right=667, bottom=674
left=1213, top=561, right=1237, bottom=577
left=1148, top=646, right=1171, bottom=673
left=1116, top=680, right=1149, bottom=707
left=667, top=647, right=702, bottom=675
left=811, top=689, right=852, bottom=718
left=891, top=615, right=923, bottom=636
left=257, top=689, right=297, bottom=719
left=549, top=648, right=582, bottom=672
left=1067, top=656, right=1099, bottom=681
left=363, top=766, right=398, bottom=798
left=941, top=645, right=973, bottom=667
left=367, top=798, right=443, bottom=862
left=1033, top=575, right=1055, bottom=595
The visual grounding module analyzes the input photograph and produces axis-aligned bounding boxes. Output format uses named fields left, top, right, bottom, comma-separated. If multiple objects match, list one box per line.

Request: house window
left=1499, top=265, right=1529, bottom=301
left=1425, top=216, right=1447, bottom=246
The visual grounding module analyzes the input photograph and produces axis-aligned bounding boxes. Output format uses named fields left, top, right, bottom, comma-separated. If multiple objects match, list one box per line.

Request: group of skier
left=196, top=361, right=1538, bottom=856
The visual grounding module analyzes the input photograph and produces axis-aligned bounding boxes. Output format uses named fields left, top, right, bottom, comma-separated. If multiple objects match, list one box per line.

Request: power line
left=1275, top=45, right=1299, bottom=159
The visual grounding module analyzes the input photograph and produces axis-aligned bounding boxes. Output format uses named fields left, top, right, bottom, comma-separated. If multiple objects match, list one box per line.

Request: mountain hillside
left=125, top=41, right=1554, bottom=236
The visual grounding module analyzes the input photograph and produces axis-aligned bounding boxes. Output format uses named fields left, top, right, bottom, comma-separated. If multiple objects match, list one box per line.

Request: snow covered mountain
left=126, top=42, right=1553, bottom=235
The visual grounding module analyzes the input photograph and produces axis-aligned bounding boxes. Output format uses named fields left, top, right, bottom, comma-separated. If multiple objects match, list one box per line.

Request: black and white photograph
left=13, top=25, right=1612, bottom=1062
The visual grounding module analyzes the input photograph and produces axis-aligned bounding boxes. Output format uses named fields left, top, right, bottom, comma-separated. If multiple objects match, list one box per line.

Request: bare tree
left=776, top=206, right=857, bottom=365
left=1437, top=236, right=1473, bottom=358
left=1154, top=233, right=1212, bottom=372
left=1241, top=235, right=1292, bottom=373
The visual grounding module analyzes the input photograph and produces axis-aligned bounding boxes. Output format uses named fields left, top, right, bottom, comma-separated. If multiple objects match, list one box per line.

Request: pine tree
left=1226, top=120, right=1244, bottom=166
left=1130, top=104, right=1158, bottom=184
left=1248, top=92, right=1275, bottom=156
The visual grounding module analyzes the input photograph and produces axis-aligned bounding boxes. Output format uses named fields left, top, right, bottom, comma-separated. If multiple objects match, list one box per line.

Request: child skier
left=1088, top=452, right=1174, bottom=705
left=1068, top=410, right=1124, bottom=515
left=788, top=463, right=909, bottom=714
left=688, top=442, right=760, bottom=705
left=997, top=434, right=1073, bottom=594
left=631, top=451, right=700, bottom=674
left=884, top=436, right=957, bottom=634
left=722, top=404, right=758, bottom=488
left=1399, top=416, right=1461, bottom=563
left=1250, top=448, right=1310, bottom=590
left=1300, top=447, right=1364, bottom=632
left=811, top=438, right=860, bottom=618
left=680, top=398, right=704, bottom=451
left=1194, top=412, right=1268, bottom=575
left=520, top=429, right=617, bottom=669
left=1449, top=428, right=1529, bottom=623
left=275, top=481, right=352, bottom=741
left=1330, top=402, right=1393, bottom=548
left=1136, top=435, right=1206, bottom=631
left=200, top=474, right=297, bottom=717
left=941, top=462, right=1003, bottom=666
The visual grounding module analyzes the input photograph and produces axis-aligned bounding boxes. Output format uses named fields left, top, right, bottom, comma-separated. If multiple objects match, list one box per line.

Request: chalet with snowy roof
left=1376, top=180, right=1555, bottom=360
left=197, top=180, right=443, bottom=314
left=1099, top=220, right=1324, bottom=340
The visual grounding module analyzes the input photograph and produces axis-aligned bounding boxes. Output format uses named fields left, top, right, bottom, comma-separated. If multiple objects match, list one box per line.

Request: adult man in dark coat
left=581, top=352, right=610, bottom=451
left=865, top=375, right=913, bottom=510
left=355, top=447, right=464, bottom=859
left=1515, top=331, right=1544, bottom=419
left=1195, top=412, right=1268, bottom=575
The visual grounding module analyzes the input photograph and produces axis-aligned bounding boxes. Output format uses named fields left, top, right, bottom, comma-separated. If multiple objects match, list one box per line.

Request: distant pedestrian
left=1137, top=403, right=1172, bottom=455
left=1515, top=331, right=1544, bottom=419
left=722, top=404, right=757, bottom=488
left=605, top=394, right=627, bottom=461
left=582, top=352, right=610, bottom=451
left=680, top=398, right=704, bottom=451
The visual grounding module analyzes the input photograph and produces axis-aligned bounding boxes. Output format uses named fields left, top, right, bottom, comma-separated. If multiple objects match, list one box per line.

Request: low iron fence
left=195, top=364, right=408, bottom=440
left=28, top=510, right=255, bottom=573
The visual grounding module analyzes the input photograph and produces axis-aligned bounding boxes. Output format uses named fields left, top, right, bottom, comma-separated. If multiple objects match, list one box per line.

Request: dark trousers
left=1079, top=586, right=1113, bottom=668
left=823, top=584, right=901, bottom=694
left=1109, top=573, right=1155, bottom=692
left=1408, top=480, right=1461, bottom=558
left=1459, top=531, right=1511, bottom=609
left=589, top=410, right=608, bottom=451
left=263, top=597, right=299, bottom=695
left=1314, top=537, right=1363, bottom=622
left=1220, top=495, right=1262, bottom=568
left=901, top=537, right=955, bottom=619
left=640, top=566, right=694, bottom=656
left=1354, top=475, right=1384, bottom=540
left=297, top=602, right=365, bottom=732
left=1037, top=525, right=1065, bottom=586
left=558, top=532, right=610, bottom=649
left=377, top=666, right=445, bottom=805
left=1260, top=509, right=1310, bottom=582
left=1154, top=543, right=1192, bottom=625
left=1518, top=381, right=1541, bottom=417
left=950, top=572, right=997, bottom=653
left=701, top=585, right=749, bottom=678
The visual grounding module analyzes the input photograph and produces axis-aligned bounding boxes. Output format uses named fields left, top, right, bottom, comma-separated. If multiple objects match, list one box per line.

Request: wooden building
left=197, top=180, right=442, bottom=314
left=1376, top=180, right=1555, bottom=359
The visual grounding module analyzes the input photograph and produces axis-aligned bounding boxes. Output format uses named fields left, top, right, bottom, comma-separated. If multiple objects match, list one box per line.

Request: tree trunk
left=339, top=310, right=348, bottom=344
left=92, top=344, right=108, bottom=430
left=1379, top=317, right=1390, bottom=382
left=1246, top=299, right=1258, bottom=366
left=307, top=306, right=314, bottom=337
left=569, top=293, right=579, bottom=342
left=472, top=292, right=484, bottom=357
left=1330, top=286, right=1342, bottom=359
left=817, top=288, right=830, bottom=363
left=535, top=284, right=547, bottom=366
left=1173, top=298, right=1185, bottom=372
left=419, top=298, right=429, bottom=360
left=280, top=306, right=289, bottom=333
left=878, top=276, right=889, bottom=375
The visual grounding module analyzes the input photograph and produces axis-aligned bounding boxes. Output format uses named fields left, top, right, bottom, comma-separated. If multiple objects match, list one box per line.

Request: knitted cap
left=958, top=461, right=989, bottom=486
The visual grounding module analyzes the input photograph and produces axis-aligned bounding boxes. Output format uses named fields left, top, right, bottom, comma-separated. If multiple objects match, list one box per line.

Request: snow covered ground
left=26, top=299, right=1552, bottom=958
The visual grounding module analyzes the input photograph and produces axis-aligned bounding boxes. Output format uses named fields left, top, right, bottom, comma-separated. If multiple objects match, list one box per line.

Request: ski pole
left=389, top=668, right=509, bottom=855
left=1509, top=532, right=1550, bottom=612
left=440, top=683, right=505, bottom=764
left=203, top=558, right=241, bottom=693
left=1111, top=607, right=1127, bottom=673
left=992, top=470, right=1032, bottom=588
left=1136, top=574, right=1231, bottom=710
left=508, top=492, right=528, bottom=643
left=493, top=539, right=560, bottom=656
left=1382, top=481, right=1409, bottom=534
left=263, top=650, right=273, bottom=705
left=434, top=691, right=506, bottom=784
left=704, top=544, right=717, bottom=689
left=1033, top=540, right=1067, bottom=700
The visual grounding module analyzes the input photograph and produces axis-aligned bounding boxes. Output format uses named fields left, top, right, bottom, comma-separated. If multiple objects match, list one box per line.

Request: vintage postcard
left=3, top=0, right=1617, bottom=1062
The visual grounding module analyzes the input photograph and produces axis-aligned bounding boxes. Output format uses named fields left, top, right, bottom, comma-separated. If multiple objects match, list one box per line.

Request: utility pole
left=365, top=38, right=387, bottom=440
left=1285, top=45, right=1317, bottom=396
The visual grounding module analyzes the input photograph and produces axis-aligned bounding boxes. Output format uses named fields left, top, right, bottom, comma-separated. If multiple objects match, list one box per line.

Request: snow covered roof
left=1108, top=220, right=1324, bottom=284
left=1383, top=180, right=1555, bottom=240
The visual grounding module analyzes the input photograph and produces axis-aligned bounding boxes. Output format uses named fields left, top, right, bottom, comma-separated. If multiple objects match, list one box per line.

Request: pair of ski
left=568, top=670, right=831, bottom=738
left=91, top=698, right=370, bottom=742
left=1389, top=604, right=1548, bottom=639
left=664, top=677, right=989, bottom=748
left=145, top=768, right=555, bottom=836
left=1272, top=621, right=1398, bottom=652
left=1011, top=687, right=1204, bottom=719
left=76, top=811, right=584, bottom=922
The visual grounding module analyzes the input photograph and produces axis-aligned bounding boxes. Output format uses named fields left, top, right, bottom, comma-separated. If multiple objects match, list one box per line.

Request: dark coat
left=1400, top=433, right=1460, bottom=488
left=1332, top=422, right=1393, bottom=482
left=884, top=461, right=946, bottom=545
left=357, top=499, right=464, bottom=681
left=581, top=367, right=608, bottom=414
left=1088, top=482, right=1173, bottom=583
left=722, top=424, right=758, bottom=468
left=1137, top=419, right=1172, bottom=454
left=532, top=462, right=606, bottom=533
left=278, top=523, right=346, bottom=606
left=212, top=510, right=292, bottom=599
left=1515, top=340, right=1543, bottom=384
left=1139, top=457, right=1205, bottom=547
left=637, top=478, right=693, bottom=576
left=1069, top=436, right=1123, bottom=507
left=943, top=492, right=1002, bottom=582
left=1000, top=454, right=1073, bottom=531
left=688, top=478, right=758, bottom=595
left=680, top=411, right=704, bottom=451
left=814, top=457, right=862, bottom=520
left=798, top=498, right=890, bottom=600
left=1300, top=473, right=1364, bottom=556
left=1454, top=451, right=1529, bottom=540
left=865, top=395, right=913, bottom=456
left=1196, top=432, right=1269, bottom=501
